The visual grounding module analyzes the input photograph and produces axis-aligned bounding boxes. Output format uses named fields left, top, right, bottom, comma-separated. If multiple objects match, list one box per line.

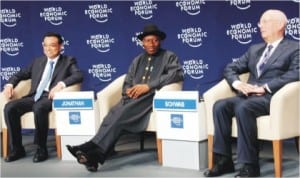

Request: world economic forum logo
left=86, top=34, right=115, bottom=53
left=0, top=9, right=21, bottom=27
left=60, top=36, right=70, bottom=54
left=0, top=67, right=20, bottom=81
left=88, top=63, right=117, bottom=82
left=131, top=32, right=143, bottom=47
left=40, top=7, right=67, bottom=25
left=226, top=22, right=257, bottom=44
left=182, top=59, right=209, bottom=79
left=0, top=38, right=24, bottom=56
left=177, top=27, right=208, bottom=47
left=69, top=112, right=81, bottom=125
left=286, top=17, right=300, bottom=41
left=226, top=0, right=251, bottom=10
left=130, top=0, right=157, bottom=20
left=85, top=4, right=113, bottom=23
left=175, top=0, right=205, bottom=15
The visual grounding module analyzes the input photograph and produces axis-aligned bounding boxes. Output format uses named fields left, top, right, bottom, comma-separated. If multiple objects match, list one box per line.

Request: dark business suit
left=4, top=54, right=83, bottom=151
left=213, top=38, right=299, bottom=165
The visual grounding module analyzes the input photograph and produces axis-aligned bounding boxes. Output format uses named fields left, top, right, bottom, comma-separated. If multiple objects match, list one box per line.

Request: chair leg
left=273, top=140, right=282, bottom=178
left=156, top=137, right=162, bottom=165
left=2, top=128, right=9, bottom=157
left=208, top=135, right=214, bottom=169
left=294, top=136, right=299, bottom=153
left=140, top=132, right=144, bottom=151
left=55, top=129, right=61, bottom=159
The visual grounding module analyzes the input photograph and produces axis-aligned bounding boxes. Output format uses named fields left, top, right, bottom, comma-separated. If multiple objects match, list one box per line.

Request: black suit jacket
left=7, top=54, right=83, bottom=97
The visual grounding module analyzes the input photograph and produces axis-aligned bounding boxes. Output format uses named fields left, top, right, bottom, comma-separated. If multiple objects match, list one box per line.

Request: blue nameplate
left=171, top=114, right=184, bottom=128
left=153, top=99, right=197, bottom=111
left=53, top=99, right=93, bottom=109
left=69, top=112, right=81, bottom=125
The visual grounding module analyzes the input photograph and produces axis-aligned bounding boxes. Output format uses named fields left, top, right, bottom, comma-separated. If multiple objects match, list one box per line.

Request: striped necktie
left=257, top=45, right=273, bottom=76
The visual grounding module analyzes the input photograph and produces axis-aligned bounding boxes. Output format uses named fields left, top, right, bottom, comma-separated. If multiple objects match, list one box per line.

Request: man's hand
left=126, top=84, right=150, bottom=99
left=235, top=82, right=265, bottom=96
left=3, top=85, right=14, bottom=99
left=48, top=83, right=64, bottom=99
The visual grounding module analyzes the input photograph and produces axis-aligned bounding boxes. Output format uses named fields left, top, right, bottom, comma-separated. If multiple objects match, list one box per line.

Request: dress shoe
left=203, top=154, right=235, bottom=177
left=33, top=147, right=48, bottom=163
left=234, top=164, right=260, bottom=177
left=75, top=150, right=99, bottom=172
left=4, top=149, right=26, bottom=162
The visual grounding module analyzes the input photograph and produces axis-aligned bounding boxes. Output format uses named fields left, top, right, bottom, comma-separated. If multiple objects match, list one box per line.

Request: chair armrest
left=158, top=81, right=183, bottom=91
left=1, top=79, right=32, bottom=129
left=269, top=81, right=300, bottom=139
left=97, top=74, right=126, bottom=122
left=203, top=79, right=236, bottom=135
left=61, top=83, right=81, bottom=92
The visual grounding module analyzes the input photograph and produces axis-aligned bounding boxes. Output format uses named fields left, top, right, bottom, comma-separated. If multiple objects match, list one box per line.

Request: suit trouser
left=91, top=93, right=154, bottom=154
left=213, top=94, right=271, bottom=164
left=4, top=94, right=52, bottom=151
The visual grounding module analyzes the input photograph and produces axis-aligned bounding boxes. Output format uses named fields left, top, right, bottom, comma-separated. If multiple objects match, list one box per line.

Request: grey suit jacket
left=224, top=38, right=299, bottom=94
left=7, top=54, right=83, bottom=97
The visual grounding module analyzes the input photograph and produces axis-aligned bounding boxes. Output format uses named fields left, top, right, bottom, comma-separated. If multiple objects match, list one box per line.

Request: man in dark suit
left=204, top=9, right=299, bottom=177
left=2, top=32, right=83, bottom=163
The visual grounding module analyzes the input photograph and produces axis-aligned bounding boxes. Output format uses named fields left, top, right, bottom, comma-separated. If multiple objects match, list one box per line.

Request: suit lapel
left=50, top=55, right=62, bottom=83
left=255, top=45, right=266, bottom=78
left=33, top=57, right=48, bottom=90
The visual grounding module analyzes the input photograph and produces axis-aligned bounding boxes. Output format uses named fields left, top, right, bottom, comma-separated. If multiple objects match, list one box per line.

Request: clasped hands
left=126, top=84, right=150, bottom=99
left=235, top=82, right=266, bottom=96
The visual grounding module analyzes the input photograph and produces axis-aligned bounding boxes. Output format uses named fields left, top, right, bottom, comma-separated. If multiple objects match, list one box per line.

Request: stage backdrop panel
left=1, top=0, right=299, bottom=97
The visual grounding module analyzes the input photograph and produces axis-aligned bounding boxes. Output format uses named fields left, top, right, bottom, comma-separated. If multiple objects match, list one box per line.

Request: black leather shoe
left=203, top=154, right=235, bottom=177
left=33, top=147, right=48, bottom=163
left=66, top=145, right=81, bottom=158
left=234, top=164, right=260, bottom=177
left=4, top=149, right=26, bottom=162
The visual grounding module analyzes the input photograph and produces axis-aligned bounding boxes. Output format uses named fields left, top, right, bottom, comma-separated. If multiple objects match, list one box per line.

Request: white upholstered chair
left=0, top=79, right=81, bottom=159
left=203, top=73, right=300, bottom=177
left=97, top=74, right=183, bottom=164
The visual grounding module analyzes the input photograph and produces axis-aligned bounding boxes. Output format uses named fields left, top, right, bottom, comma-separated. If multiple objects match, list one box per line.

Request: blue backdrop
left=1, top=0, right=299, bottom=97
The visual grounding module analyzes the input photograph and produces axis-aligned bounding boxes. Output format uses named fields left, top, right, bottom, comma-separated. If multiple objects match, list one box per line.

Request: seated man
left=3, top=32, right=83, bottom=163
left=67, top=24, right=184, bottom=172
left=204, top=9, right=299, bottom=177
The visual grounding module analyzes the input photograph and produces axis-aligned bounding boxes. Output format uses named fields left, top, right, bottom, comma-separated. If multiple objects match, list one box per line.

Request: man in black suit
left=204, top=9, right=299, bottom=177
left=2, top=32, right=83, bottom=163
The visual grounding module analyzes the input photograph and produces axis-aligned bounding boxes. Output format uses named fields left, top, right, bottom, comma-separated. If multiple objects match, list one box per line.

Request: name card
left=53, top=99, right=93, bottom=110
left=153, top=99, right=197, bottom=111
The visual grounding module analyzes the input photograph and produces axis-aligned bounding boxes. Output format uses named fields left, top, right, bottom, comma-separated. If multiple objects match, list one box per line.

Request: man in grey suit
left=204, top=9, right=299, bottom=177
left=2, top=32, right=83, bottom=163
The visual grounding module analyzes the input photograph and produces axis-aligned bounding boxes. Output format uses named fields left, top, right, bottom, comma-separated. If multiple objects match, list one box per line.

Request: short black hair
left=43, top=32, right=63, bottom=44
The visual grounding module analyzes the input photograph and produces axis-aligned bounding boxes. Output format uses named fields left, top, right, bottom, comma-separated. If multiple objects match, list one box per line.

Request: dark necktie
left=257, top=45, right=273, bottom=76
left=34, top=61, right=54, bottom=101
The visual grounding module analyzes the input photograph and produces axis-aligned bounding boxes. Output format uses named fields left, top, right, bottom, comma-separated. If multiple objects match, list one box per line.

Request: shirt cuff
left=232, top=80, right=242, bottom=90
left=264, top=84, right=272, bottom=93
left=4, top=83, right=13, bottom=89
left=58, top=81, right=66, bottom=88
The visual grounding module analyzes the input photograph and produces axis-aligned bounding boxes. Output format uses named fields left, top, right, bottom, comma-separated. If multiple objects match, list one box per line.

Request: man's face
left=42, top=36, right=62, bottom=59
left=258, top=12, right=281, bottom=42
left=142, top=35, right=161, bottom=55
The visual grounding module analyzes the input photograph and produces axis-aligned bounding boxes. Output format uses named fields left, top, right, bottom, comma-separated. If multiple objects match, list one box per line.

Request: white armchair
left=0, top=79, right=81, bottom=159
left=97, top=74, right=183, bottom=164
left=203, top=73, right=300, bottom=177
